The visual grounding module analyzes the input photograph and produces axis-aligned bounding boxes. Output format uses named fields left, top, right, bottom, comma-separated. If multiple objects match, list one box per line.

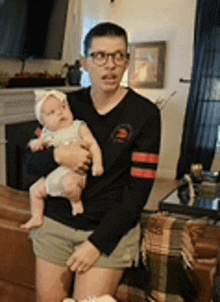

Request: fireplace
left=6, top=120, right=40, bottom=191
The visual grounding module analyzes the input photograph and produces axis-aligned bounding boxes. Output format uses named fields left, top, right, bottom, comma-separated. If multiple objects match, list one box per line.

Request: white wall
left=79, top=0, right=112, bottom=86
left=111, top=0, right=197, bottom=178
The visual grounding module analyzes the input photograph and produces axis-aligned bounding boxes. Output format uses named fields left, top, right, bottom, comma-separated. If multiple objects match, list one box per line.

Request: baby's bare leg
left=61, top=173, right=86, bottom=216
left=21, top=178, right=47, bottom=230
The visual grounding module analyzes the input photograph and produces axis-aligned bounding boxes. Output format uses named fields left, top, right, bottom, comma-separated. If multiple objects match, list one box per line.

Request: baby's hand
left=92, top=163, right=104, bottom=177
left=28, top=139, right=46, bottom=152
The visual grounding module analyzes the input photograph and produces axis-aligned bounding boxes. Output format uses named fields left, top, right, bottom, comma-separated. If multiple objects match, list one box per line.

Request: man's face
left=82, top=36, right=129, bottom=94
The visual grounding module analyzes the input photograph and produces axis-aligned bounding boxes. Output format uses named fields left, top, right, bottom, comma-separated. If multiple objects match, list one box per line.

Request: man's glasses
left=88, top=51, right=130, bottom=66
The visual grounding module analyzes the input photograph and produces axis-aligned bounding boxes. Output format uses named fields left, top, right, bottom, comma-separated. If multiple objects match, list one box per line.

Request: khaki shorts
left=29, top=217, right=141, bottom=268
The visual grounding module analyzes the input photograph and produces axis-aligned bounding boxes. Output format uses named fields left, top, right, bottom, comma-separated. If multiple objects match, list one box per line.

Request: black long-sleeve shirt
left=24, top=87, right=161, bottom=255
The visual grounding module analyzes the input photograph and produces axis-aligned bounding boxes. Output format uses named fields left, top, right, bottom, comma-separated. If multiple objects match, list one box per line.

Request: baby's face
left=41, top=95, right=74, bottom=131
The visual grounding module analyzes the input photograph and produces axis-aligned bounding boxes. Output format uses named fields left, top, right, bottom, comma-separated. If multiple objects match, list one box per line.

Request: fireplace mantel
left=0, top=86, right=80, bottom=185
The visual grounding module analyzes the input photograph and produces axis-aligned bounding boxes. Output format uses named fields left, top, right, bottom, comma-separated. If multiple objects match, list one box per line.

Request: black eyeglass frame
left=87, top=51, right=130, bottom=66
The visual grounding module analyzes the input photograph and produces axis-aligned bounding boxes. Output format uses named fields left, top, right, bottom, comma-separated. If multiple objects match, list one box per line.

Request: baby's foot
left=20, top=216, right=43, bottom=231
left=71, top=201, right=84, bottom=216
left=92, top=165, right=104, bottom=177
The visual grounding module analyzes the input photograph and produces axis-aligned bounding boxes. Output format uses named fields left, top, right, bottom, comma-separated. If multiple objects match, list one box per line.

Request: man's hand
left=66, top=241, right=101, bottom=273
left=54, top=140, right=92, bottom=174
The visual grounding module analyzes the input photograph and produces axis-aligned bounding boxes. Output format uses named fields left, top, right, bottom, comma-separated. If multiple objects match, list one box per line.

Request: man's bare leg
left=73, top=267, right=124, bottom=301
left=36, top=258, right=73, bottom=302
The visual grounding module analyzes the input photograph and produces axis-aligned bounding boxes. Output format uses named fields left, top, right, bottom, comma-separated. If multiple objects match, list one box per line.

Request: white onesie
left=40, top=120, right=85, bottom=196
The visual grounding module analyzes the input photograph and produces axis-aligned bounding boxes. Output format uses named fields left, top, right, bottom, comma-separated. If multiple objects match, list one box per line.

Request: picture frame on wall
left=128, top=41, right=166, bottom=89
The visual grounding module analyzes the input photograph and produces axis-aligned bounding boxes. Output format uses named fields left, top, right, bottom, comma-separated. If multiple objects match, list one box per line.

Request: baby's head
left=34, top=89, right=74, bottom=131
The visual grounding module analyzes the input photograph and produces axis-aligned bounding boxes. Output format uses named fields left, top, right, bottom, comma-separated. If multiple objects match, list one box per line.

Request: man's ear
left=123, top=58, right=130, bottom=73
left=80, top=56, right=88, bottom=71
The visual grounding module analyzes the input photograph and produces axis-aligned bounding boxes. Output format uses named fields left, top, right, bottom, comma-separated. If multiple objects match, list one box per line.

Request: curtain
left=176, top=0, right=220, bottom=179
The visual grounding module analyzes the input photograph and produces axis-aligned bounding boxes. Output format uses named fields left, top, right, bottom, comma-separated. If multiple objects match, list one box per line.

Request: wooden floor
left=145, top=177, right=180, bottom=211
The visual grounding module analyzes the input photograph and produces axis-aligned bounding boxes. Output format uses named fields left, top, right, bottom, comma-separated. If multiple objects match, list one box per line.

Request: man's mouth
left=102, top=74, right=117, bottom=80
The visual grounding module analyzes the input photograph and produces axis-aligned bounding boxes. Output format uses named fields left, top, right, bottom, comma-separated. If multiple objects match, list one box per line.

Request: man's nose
left=105, top=55, right=116, bottom=68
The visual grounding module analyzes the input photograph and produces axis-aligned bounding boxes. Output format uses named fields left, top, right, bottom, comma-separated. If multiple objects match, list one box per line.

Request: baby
left=21, top=89, right=104, bottom=230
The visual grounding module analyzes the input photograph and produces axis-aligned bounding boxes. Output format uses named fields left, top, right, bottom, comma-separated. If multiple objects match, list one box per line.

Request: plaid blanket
left=181, top=221, right=220, bottom=302
left=116, top=212, right=208, bottom=302
left=142, top=212, right=201, bottom=302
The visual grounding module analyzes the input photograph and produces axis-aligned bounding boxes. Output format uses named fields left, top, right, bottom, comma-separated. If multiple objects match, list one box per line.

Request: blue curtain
left=176, top=0, right=220, bottom=179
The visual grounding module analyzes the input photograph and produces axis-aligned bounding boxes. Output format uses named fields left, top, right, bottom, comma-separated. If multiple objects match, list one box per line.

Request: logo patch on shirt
left=111, top=124, right=133, bottom=143
left=35, top=127, right=42, bottom=138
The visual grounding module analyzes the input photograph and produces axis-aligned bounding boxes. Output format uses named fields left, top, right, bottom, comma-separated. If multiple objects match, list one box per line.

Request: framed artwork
left=128, top=41, right=166, bottom=89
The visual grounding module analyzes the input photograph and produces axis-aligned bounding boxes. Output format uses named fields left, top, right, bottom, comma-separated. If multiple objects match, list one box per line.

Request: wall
left=0, top=0, right=80, bottom=77
left=111, top=0, right=197, bottom=178
left=79, top=0, right=111, bottom=86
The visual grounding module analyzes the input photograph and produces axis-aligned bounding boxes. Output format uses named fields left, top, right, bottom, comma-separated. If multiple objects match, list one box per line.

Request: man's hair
left=83, top=22, right=128, bottom=56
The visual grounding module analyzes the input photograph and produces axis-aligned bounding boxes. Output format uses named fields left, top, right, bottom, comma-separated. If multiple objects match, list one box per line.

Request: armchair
left=0, top=185, right=35, bottom=302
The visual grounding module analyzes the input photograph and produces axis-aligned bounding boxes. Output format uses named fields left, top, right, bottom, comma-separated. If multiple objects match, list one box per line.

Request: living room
left=2, top=1, right=220, bottom=302
left=0, top=0, right=197, bottom=183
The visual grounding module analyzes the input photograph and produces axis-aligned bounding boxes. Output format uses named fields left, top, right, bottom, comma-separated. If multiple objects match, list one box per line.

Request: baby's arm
left=28, top=128, right=52, bottom=152
left=80, top=124, right=104, bottom=176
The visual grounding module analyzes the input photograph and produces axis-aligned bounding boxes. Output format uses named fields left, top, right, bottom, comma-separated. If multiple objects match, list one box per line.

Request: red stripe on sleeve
left=132, top=152, right=159, bottom=164
left=131, top=167, right=156, bottom=179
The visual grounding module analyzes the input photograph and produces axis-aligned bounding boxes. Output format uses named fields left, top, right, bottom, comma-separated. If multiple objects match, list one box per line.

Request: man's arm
left=24, top=140, right=92, bottom=178
left=88, top=106, right=161, bottom=255
left=24, top=146, right=58, bottom=177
